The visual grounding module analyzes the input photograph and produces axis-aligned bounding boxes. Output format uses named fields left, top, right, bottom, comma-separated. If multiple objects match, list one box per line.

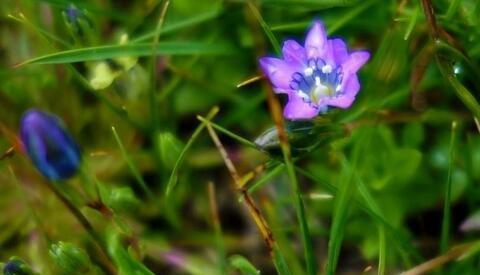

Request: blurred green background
left=1, top=0, right=480, bottom=274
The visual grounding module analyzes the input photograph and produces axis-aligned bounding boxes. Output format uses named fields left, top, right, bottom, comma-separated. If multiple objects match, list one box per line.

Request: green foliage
left=49, top=242, right=97, bottom=275
left=2, top=0, right=480, bottom=274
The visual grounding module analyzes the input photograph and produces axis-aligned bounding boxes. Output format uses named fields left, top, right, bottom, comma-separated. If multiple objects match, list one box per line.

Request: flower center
left=289, top=58, right=343, bottom=109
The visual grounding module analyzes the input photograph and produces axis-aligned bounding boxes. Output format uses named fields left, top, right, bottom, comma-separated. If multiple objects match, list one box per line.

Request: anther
left=322, top=65, right=332, bottom=74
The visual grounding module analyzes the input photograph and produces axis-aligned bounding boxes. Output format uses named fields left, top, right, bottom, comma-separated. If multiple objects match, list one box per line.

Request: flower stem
left=262, top=82, right=316, bottom=274
left=42, top=180, right=117, bottom=275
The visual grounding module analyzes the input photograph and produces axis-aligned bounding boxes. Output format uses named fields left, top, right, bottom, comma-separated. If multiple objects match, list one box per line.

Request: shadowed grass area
left=1, top=0, right=480, bottom=274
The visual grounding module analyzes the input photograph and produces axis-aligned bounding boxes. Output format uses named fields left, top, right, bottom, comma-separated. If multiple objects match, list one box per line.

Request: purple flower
left=20, top=109, right=81, bottom=181
left=259, top=20, right=370, bottom=120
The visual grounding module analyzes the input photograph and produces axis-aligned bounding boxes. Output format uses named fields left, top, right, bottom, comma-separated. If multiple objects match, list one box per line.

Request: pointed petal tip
left=352, top=50, right=371, bottom=65
left=305, top=20, right=328, bottom=59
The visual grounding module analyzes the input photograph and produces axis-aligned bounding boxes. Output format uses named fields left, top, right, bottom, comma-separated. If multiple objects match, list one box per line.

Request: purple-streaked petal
left=284, top=93, right=319, bottom=120
left=259, top=57, right=298, bottom=93
left=341, top=51, right=370, bottom=75
left=282, top=40, right=307, bottom=66
left=330, top=38, right=349, bottom=65
left=323, top=74, right=360, bottom=109
left=305, top=21, right=328, bottom=59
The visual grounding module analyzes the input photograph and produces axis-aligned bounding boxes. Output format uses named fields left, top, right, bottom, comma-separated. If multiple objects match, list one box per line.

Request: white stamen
left=304, top=67, right=313, bottom=76
left=315, top=76, right=321, bottom=86
left=335, top=84, right=342, bottom=92
left=322, top=65, right=332, bottom=74
left=298, top=90, right=309, bottom=100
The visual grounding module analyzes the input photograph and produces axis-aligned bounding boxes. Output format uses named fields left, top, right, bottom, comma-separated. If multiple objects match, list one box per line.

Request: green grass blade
left=111, top=126, right=154, bottom=200
left=196, top=116, right=257, bottom=149
left=18, top=42, right=235, bottom=66
left=378, top=225, right=386, bottom=275
left=132, top=7, right=222, bottom=43
left=444, top=0, right=461, bottom=21
left=273, top=244, right=293, bottom=275
left=296, top=167, right=421, bottom=265
left=355, top=176, right=387, bottom=274
left=270, top=0, right=375, bottom=33
left=325, top=156, right=355, bottom=275
left=165, top=107, right=220, bottom=197
left=436, top=55, right=480, bottom=119
left=259, top=0, right=360, bottom=8
left=248, top=163, right=285, bottom=193
left=247, top=1, right=281, bottom=55
left=440, top=121, right=458, bottom=253
left=404, top=5, right=419, bottom=40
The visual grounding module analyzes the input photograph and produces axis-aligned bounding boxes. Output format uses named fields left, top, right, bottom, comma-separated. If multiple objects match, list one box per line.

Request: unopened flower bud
left=2, top=257, right=35, bottom=275
left=20, top=109, right=81, bottom=181
left=49, top=242, right=92, bottom=274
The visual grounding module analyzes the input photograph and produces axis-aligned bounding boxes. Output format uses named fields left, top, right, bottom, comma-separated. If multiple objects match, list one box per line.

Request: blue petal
left=20, top=109, right=81, bottom=181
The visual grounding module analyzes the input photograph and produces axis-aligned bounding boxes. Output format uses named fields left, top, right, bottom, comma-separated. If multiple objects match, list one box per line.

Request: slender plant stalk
left=244, top=1, right=315, bottom=271
left=165, top=106, right=220, bottom=196
left=246, top=1, right=281, bottom=55
left=261, top=73, right=316, bottom=275
left=205, top=123, right=291, bottom=275
left=207, top=182, right=227, bottom=275
left=402, top=240, right=480, bottom=275
left=378, top=225, right=386, bottom=275
left=149, top=0, right=170, bottom=133
left=193, top=116, right=421, bottom=265
left=440, top=121, right=457, bottom=253
left=111, top=126, right=155, bottom=200
left=42, top=180, right=117, bottom=275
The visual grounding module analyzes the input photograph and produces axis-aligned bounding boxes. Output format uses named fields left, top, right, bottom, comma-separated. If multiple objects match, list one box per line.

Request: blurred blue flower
left=3, top=257, right=35, bottom=275
left=65, top=4, right=81, bottom=24
left=20, top=109, right=81, bottom=181
left=259, top=20, right=370, bottom=120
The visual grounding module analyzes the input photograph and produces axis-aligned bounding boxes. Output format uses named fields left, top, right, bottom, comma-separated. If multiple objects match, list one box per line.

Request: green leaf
left=156, top=132, right=184, bottom=170
left=229, top=255, right=260, bottom=275
left=107, top=230, right=154, bottom=275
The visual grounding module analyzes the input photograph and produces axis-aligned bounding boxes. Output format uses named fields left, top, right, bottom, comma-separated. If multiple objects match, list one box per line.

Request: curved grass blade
left=325, top=156, right=355, bottom=275
left=165, top=107, right=220, bottom=197
left=132, top=7, right=222, bottom=43
left=18, top=42, right=235, bottom=66
left=247, top=1, right=281, bottom=55
left=259, top=0, right=360, bottom=8
left=440, top=121, right=457, bottom=253
left=436, top=55, right=480, bottom=119
left=111, top=126, right=154, bottom=200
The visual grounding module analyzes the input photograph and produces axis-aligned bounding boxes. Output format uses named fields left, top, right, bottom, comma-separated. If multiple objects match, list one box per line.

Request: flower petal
left=323, top=74, right=360, bottom=109
left=259, top=57, right=298, bottom=93
left=341, top=51, right=370, bottom=75
left=283, top=93, right=319, bottom=120
left=282, top=40, right=306, bottom=66
left=305, top=21, right=328, bottom=59
left=330, top=38, right=349, bottom=65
